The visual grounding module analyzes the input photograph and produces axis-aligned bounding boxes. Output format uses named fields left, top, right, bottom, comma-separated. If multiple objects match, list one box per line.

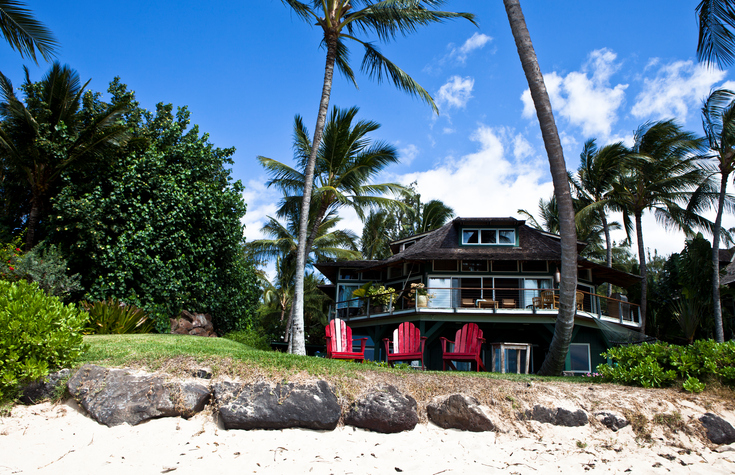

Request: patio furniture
left=383, top=322, right=427, bottom=370
left=490, top=342, right=531, bottom=374
left=477, top=299, right=499, bottom=309
left=576, top=291, right=584, bottom=310
left=325, top=318, right=367, bottom=362
left=541, top=290, right=558, bottom=309
left=461, top=298, right=476, bottom=307
left=501, top=298, right=516, bottom=309
left=440, top=323, right=486, bottom=372
left=532, top=296, right=542, bottom=309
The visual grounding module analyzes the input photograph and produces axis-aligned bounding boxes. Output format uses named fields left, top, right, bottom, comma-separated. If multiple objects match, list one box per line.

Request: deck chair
left=576, top=291, right=584, bottom=310
left=440, top=323, right=486, bottom=372
left=383, top=322, right=427, bottom=370
left=325, top=318, right=367, bottom=362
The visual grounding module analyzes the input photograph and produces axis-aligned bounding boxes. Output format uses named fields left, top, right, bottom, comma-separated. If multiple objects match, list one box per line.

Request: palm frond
left=697, top=0, right=735, bottom=68
left=0, top=0, right=57, bottom=62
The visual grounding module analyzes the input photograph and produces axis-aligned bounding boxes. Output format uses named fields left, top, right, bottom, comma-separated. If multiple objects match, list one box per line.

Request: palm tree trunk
left=602, top=213, right=613, bottom=297
left=635, top=211, right=647, bottom=335
left=25, top=198, right=41, bottom=249
left=291, top=33, right=338, bottom=355
left=504, top=0, right=578, bottom=376
left=711, top=171, right=728, bottom=343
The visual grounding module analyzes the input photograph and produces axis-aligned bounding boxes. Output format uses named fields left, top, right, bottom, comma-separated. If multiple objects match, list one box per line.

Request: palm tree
left=573, top=139, right=631, bottom=295
left=281, top=0, right=475, bottom=355
left=701, top=88, right=735, bottom=342
left=0, top=1, right=57, bottom=63
left=0, top=63, right=130, bottom=249
left=697, top=0, right=735, bottom=68
left=503, top=0, right=578, bottom=376
left=608, top=120, right=710, bottom=334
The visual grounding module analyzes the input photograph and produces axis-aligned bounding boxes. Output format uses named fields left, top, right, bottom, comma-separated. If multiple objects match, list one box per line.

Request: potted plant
left=408, top=282, right=434, bottom=308
left=351, top=283, right=396, bottom=313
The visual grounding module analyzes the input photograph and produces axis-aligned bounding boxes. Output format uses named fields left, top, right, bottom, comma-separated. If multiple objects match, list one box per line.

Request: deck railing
left=330, top=287, right=641, bottom=325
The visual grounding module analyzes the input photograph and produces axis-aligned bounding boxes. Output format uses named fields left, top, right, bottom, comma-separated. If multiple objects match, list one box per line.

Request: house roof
left=314, top=217, right=641, bottom=288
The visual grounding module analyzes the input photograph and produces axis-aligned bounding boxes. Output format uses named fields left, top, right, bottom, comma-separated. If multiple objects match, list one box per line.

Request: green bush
left=598, top=340, right=735, bottom=390
left=10, top=243, right=82, bottom=301
left=223, top=327, right=272, bottom=351
left=0, top=280, right=88, bottom=399
left=81, top=298, right=154, bottom=334
left=0, top=237, right=23, bottom=282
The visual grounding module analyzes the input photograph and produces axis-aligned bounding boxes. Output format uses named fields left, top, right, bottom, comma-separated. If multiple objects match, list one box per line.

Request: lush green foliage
left=0, top=279, right=87, bottom=399
left=0, top=236, right=22, bottom=281
left=223, top=328, right=272, bottom=352
left=598, top=340, right=735, bottom=391
left=9, top=243, right=82, bottom=300
left=50, top=80, right=260, bottom=334
left=82, top=298, right=154, bottom=334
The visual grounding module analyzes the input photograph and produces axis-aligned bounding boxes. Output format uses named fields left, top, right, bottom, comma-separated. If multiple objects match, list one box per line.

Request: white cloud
left=436, top=75, right=474, bottom=111
left=241, top=179, right=279, bottom=242
left=451, top=32, right=492, bottom=63
left=521, top=48, right=628, bottom=140
left=397, top=125, right=553, bottom=219
left=631, top=60, right=726, bottom=121
left=398, top=144, right=419, bottom=166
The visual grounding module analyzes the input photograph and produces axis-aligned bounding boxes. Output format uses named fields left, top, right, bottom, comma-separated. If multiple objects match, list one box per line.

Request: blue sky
left=6, top=1, right=734, bottom=258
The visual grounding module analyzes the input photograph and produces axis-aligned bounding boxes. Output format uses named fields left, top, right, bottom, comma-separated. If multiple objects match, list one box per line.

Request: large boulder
left=595, top=411, right=629, bottom=432
left=20, top=369, right=71, bottom=404
left=213, top=381, right=340, bottom=431
left=344, top=385, right=418, bottom=433
left=67, top=364, right=210, bottom=427
left=170, top=310, right=216, bottom=337
left=524, top=405, right=588, bottom=427
left=700, top=413, right=735, bottom=445
left=427, top=394, right=495, bottom=432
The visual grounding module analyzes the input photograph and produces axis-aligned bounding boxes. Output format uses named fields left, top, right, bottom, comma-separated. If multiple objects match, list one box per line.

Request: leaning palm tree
left=697, top=0, right=735, bottom=68
left=608, top=120, right=710, bottom=334
left=0, top=1, right=57, bottom=62
left=0, top=63, right=130, bottom=248
left=281, top=0, right=475, bottom=355
left=701, top=88, right=735, bottom=342
left=504, top=0, right=578, bottom=376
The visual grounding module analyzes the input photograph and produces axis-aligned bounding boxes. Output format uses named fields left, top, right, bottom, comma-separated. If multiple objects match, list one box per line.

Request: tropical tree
left=504, top=0, right=578, bottom=376
left=608, top=120, right=710, bottom=335
left=701, top=88, right=735, bottom=342
left=281, top=0, right=475, bottom=355
left=697, top=0, right=735, bottom=68
left=572, top=139, right=631, bottom=294
left=0, top=63, right=130, bottom=248
left=0, top=1, right=57, bottom=62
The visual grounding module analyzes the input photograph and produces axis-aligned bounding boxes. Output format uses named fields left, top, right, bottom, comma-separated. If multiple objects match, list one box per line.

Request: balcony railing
left=330, top=287, right=641, bottom=326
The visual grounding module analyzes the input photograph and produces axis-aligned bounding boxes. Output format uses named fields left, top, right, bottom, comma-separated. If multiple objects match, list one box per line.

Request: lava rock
left=20, top=369, right=71, bottom=404
left=213, top=380, right=340, bottom=431
left=524, top=405, right=588, bottom=427
left=67, top=364, right=210, bottom=427
left=427, top=394, right=495, bottom=432
left=344, top=385, right=418, bottom=433
left=700, top=413, right=735, bottom=445
left=595, top=411, right=630, bottom=431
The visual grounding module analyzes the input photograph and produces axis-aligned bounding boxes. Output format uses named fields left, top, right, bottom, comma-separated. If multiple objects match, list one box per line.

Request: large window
left=568, top=343, right=591, bottom=373
left=461, top=228, right=516, bottom=246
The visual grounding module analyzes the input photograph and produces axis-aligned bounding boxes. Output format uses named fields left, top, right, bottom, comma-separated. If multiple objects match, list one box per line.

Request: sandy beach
left=2, top=397, right=734, bottom=475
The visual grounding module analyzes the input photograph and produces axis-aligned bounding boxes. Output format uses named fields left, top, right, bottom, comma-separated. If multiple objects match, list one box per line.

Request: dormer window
left=461, top=228, right=516, bottom=246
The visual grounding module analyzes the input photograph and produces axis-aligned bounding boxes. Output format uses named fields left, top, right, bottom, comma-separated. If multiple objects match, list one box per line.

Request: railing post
left=366, top=297, right=371, bottom=318
left=596, top=295, right=602, bottom=320
left=618, top=301, right=623, bottom=324
left=637, top=306, right=641, bottom=325
left=389, top=293, right=394, bottom=314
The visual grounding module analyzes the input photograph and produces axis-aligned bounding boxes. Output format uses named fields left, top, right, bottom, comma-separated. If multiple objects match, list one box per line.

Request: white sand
left=1, top=399, right=734, bottom=475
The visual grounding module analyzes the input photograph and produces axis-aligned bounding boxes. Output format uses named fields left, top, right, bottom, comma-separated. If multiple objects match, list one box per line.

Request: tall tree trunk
left=25, top=198, right=41, bottom=250
left=711, top=171, right=728, bottom=343
left=602, top=213, right=613, bottom=297
left=635, top=211, right=647, bottom=335
left=291, top=34, right=338, bottom=355
left=504, top=0, right=578, bottom=376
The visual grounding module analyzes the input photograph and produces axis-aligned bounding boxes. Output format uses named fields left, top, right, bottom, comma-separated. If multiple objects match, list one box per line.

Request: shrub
left=10, top=243, right=82, bottom=301
left=598, top=340, right=735, bottom=390
left=223, top=327, right=272, bottom=351
left=0, top=280, right=88, bottom=399
left=81, top=298, right=154, bottom=334
left=0, top=237, right=23, bottom=282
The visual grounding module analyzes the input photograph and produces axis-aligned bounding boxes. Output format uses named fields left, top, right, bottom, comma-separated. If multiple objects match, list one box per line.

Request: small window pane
left=433, top=260, right=458, bottom=271
left=339, top=269, right=357, bottom=280
left=480, top=230, right=496, bottom=243
left=569, top=344, right=590, bottom=372
left=461, top=260, right=488, bottom=272
left=463, top=230, right=479, bottom=244
left=498, top=230, right=515, bottom=244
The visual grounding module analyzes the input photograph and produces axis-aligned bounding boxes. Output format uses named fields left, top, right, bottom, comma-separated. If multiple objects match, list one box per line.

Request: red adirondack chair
left=325, top=318, right=367, bottom=362
left=440, top=323, right=486, bottom=371
left=383, top=322, right=427, bottom=370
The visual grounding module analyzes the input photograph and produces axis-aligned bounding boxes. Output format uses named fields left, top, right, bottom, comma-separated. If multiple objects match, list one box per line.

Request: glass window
left=480, top=229, right=496, bottom=243
left=492, top=260, right=518, bottom=272
left=463, top=230, right=479, bottom=244
left=433, top=260, right=458, bottom=271
left=339, top=269, right=357, bottom=280
left=521, top=261, right=547, bottom=272
left=498, top=230, right=515, bottom=244
left=461, top=260, right=488, bottom=272
left=569, top=344, right=591, bottom=372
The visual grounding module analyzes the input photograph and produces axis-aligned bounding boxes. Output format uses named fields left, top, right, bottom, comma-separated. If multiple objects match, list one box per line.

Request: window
left=492, top=260, right=518, bottom=272
left=461, top=228, right=516, bottom=246
left=339, top=269, right=357, bottom=280
left=433, top=260, right=458, bottom=271
left=578, top=268, right=592, bottom=281
left=521, top=261, right=548, bottom=272
left=568, top=343, right=591, bottom=373
left=461, top=260, right=488, bottom=272
left=361, top=270, right=382, bottom=281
